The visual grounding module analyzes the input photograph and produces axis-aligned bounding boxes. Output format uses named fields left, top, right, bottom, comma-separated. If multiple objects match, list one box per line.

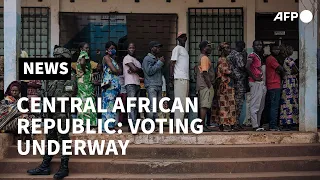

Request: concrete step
left=30, top=131, right=319, bottom=145
left=1, top=156, right=320, bottom=174
left=6, top=144, right=320, bottom=159
left=1, top=172, right=320, bottom=180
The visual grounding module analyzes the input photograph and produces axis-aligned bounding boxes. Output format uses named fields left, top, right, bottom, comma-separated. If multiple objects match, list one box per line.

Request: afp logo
left=273, top=10, right=313, bottom=23
left=19, top=58, right=71, bottom=80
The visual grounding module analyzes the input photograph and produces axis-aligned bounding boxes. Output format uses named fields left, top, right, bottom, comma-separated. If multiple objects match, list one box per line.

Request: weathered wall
left=256, top=0, right=298, bottom=12
left=0, top=0, right=299, bottom=50
left=59, top=0, right=247, bottom=34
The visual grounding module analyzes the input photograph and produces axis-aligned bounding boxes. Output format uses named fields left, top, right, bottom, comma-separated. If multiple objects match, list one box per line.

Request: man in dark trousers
left=27, top=46, right=75, bottom=179
left=228, top=41, right=248, bottom=129
left=265, top=45, right=285, bottom=131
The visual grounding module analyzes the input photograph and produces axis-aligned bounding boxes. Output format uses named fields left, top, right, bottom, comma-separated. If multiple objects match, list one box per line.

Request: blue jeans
left=126, top=84, right=141, bottom=126
left=146, top=86, right=162, bottom=128
left=266, top=88, right=281, bottom=129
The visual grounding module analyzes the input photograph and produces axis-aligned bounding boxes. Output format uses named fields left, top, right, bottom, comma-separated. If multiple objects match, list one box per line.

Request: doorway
left=255, top=13, right=299, bottom=59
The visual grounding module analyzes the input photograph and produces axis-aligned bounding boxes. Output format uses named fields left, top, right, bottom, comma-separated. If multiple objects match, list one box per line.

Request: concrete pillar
left=241, top=0, right=256, bottom=125
left=245, top=0, right=255, bottom=53
left=299, top=0, right=318, bottom=132
left=3, top=0, right=21, bottom=90
left=50, top=0, right=60, bottom=57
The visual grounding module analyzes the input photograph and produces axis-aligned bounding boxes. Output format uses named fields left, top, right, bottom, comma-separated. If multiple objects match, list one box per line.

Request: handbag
left=101, top=65, right=112, bottom=89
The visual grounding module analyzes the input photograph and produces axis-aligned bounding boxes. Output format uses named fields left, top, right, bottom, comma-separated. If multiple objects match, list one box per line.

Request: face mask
left=109, top=49, right=116, bottom=56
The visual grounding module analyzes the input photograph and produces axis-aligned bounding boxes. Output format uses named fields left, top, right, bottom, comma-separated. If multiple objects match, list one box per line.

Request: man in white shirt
left=170, top=32, right=189, bottom=125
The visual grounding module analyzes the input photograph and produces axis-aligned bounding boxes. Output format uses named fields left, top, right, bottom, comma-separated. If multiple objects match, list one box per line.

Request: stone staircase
left=0, top=132, right=320, bottom=179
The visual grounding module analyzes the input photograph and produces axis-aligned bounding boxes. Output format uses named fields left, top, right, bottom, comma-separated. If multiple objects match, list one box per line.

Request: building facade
left=1, top=0, right=318, bottom=132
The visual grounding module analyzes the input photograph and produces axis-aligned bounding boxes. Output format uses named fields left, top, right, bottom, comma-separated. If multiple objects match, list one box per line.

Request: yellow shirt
left=71, top=61, right=98, bottom=71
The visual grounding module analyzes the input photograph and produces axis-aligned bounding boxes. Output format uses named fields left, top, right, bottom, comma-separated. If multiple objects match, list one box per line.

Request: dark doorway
left=255, top=13, right=299, bottom=58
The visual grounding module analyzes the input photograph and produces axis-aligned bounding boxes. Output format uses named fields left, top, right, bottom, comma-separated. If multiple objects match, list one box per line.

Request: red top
left=248, top=53, right=263, bottom=82
left=266, top=55, right=281, bottom=90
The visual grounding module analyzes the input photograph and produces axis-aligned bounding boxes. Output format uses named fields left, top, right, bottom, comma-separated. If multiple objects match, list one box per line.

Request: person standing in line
left=139, top=76, right=147, bottom=120
left=101, top=41, right=122, bottom=131
left=142, top=41, right=165, bottom=131
left=212, top=42, right=237, bottom=132
left=227, top=41, right=248, bottom=129
left=279, top=45, right=299, bottom=130
left=123, top=43, right=143, bottom=132
left=195, top=41, right=215, bottom=132
left=170, top=32, right=190, bottom=126
left=96, top=49, right=102, bottom=64
left=158, top=75, right=170, bottom=122
left=278, top=44, right=287, bottom=66
left=117, top=73, right=127, bottom=124
left=265, top=45, right=285, bottom=131
left=246, top=40, right=267, bottom=131
left=76, top=42, right=98, bottom=127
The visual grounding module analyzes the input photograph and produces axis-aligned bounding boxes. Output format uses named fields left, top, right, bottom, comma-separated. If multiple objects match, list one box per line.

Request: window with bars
left=188, top=8, right=244, bottom=96
left=0, top=7, right=50, bottom=57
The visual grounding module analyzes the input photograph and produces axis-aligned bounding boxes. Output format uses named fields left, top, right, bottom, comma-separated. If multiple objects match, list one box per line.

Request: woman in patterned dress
left=279, top=46, right=299, bottom=130
left=0, top=81, right=33, bottom=141
left=101, top=41, right=122, bottom=131
left=212, top=42, right=237, bottom=131
left=76, top=42, right=98, bottom=127
left=0, top=81, right=22, bottom=133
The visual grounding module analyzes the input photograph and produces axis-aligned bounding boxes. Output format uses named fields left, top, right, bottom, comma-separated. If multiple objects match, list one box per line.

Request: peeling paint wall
left=299, top=0, right=318, bottom=132
left=0, top=0, right=300, bottom=50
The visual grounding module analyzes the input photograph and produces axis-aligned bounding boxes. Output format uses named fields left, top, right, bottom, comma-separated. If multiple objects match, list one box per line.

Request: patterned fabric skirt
left=280, top=75, right=299, bottom=125
left=0, top=104, right=33, bottom=134
left=212, top=84, right=237, bottom=126
left=102, top=88, right=120, bottom=129
left=77, top=83, right=97, bottom=126
left=118, top=93, right=127, bottom=123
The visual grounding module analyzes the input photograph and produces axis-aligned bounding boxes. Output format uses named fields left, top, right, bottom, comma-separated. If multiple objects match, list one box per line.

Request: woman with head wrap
left=211, top=42, right=237, bottom=131
left=0, top=81, right=32, bottom=137
left=3, top=81, right=21, bottom=104
left=76, top=42, right=98, bottom=127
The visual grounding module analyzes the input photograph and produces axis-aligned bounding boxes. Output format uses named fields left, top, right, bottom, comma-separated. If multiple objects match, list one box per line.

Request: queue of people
left=0, top=34, right=301, bottom=179
left=195, top=39, right=299, bottom=132
left=0, top=35, right=300, bottom=136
